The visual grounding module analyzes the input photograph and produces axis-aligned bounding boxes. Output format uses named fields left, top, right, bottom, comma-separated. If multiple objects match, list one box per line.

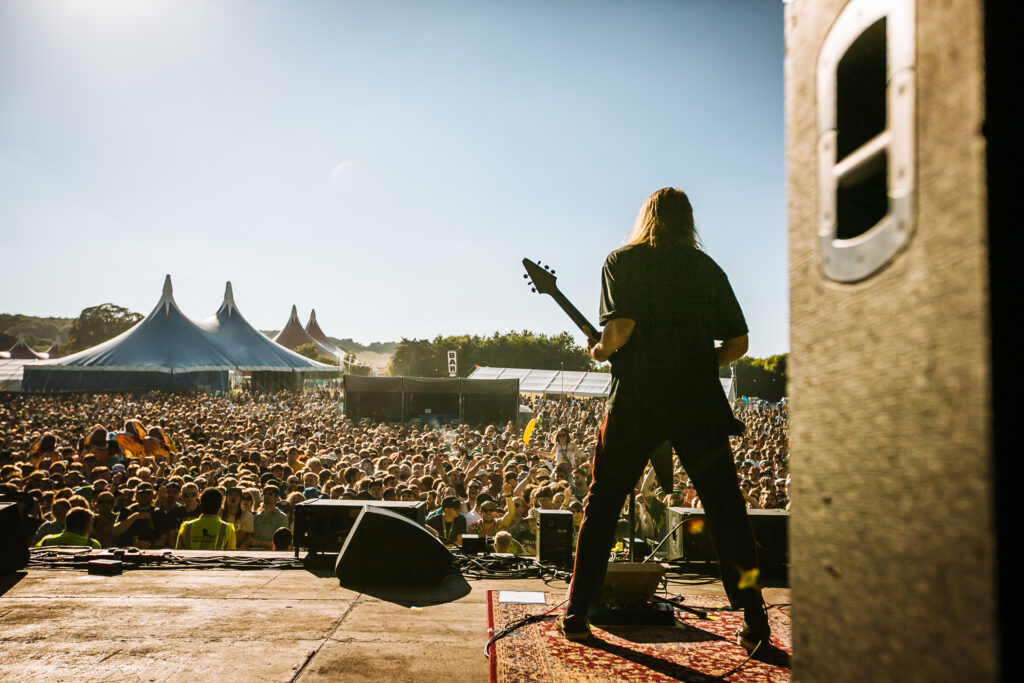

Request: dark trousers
left=565, top=409, right=764, bottom=623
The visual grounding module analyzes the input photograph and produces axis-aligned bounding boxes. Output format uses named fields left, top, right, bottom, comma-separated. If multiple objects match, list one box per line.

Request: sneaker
left=736, top=620, right=771, bottom=653
left=556, top=614, right=592, bottom=642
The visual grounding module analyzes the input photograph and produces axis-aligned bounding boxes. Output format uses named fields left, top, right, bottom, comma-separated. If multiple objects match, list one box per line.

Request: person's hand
left=583, top=326, right=599, bottom=354
left=503, top=482, right=513, bottom=496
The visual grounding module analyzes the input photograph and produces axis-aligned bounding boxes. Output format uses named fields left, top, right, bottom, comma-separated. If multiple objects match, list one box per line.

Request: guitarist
left=557, top=187, right=771, bottom=653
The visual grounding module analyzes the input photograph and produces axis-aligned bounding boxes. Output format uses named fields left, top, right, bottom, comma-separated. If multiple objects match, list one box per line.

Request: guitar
left=521, top=258, right=599, bottom=343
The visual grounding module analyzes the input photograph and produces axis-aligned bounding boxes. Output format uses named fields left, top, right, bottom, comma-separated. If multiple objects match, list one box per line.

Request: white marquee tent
left=468, top=366, right=737, bottom=402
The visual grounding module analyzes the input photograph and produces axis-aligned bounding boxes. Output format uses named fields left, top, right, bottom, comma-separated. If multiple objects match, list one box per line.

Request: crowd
left=0, top=389, right=789, bottom=553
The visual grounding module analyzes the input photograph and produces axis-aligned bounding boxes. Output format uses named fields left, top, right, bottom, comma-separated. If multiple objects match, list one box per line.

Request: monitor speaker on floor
left=1, top=502, right=29, bottom=574
left=293, top=499, right=426, bottom=555
left=665, top=507, right=788, bottom=580
left=334, top=506, right=452, bottom=586
left=536, top=509, right=573, bottom=568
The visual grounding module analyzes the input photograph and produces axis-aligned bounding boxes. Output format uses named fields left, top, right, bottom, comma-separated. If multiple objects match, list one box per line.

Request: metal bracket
left=817, top=0, right=915, bottom=283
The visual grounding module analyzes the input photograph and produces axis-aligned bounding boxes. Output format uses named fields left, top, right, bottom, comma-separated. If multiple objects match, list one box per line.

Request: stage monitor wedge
left=335, top=506, right=453, bottom=586
left=293, top=499, right=425, bottom=555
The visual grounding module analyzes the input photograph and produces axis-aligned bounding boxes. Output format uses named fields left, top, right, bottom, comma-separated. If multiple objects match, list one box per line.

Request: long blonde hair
left=625, top=187, right=701, bottom=249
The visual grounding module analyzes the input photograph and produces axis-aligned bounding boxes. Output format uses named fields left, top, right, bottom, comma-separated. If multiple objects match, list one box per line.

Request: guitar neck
left=548, top=288, right=598, bottom=337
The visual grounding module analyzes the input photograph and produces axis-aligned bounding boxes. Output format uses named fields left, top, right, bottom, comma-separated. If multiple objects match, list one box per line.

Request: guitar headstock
left=522, top=258, right=558, bottom=296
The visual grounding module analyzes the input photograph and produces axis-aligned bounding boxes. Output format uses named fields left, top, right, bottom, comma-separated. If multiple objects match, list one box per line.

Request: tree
left=0, top=330, right=15, bottom=350
left=293, top=343, right=340, bottom=366
left=729, top=353, right=788, bottom=402
left=65, top=304, right=144, bottom=353
left=386, top=331, right=596, bottom=377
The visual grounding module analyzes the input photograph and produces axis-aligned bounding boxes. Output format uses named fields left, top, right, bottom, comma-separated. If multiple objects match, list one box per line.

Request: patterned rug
left=487, top=591, right=791, bottom=682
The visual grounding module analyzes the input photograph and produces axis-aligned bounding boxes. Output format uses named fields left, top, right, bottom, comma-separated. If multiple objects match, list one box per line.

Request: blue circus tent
left=197, top=282, right=336, bottom=389
left=23, top=275, right=236, bottom=393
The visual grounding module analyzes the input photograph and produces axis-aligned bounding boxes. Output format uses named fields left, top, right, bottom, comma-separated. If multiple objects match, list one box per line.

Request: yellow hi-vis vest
left=177, top=516, right=236, bottom=550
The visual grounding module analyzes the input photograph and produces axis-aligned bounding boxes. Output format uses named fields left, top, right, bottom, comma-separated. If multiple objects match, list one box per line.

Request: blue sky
left=0, top=0, right=787, bottom=357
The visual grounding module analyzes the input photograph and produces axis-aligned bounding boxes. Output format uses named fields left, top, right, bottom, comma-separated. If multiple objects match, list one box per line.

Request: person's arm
left=111, top=512, right=147, bottom=536
left=560, top=486, right=575, bottom=509
left=497, top=507, right=516, bottom=530
left=433, top=454, right=452, bottom=486
left=247, top=536, right=269, bottom=550
left=459, top=456, right=479, bottom=481
left=570, top=444, right=584, bottom=469
left=716, top=335, right=749, bottom=367
left=497, top=484, right=517, bottom=530
left=586, top=319, right=636, bottom=363
left=513, top=471, right=534, bottom=498
left=637, top=501, right=655, bottom=540
left=638, top=465, right=661, bottom=511
left=640, top=463, right=658, bottom=494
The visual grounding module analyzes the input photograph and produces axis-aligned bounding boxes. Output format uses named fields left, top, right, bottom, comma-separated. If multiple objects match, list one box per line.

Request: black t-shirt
left=116, top=504, right=165, bottom=545
left=425, top=510, right=467, bottom=543
left=161, top=504, right=199, bottom=536
left=600, top=244, right=747, bottom=437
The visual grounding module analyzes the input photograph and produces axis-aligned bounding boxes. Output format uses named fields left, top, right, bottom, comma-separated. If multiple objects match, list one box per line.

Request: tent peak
left=158, top=274, right=175, bottom=315
left=289, top=305, right=300, bottom=322
left=309, top=308, right=317, bottom=323
left=222, top=281, right=236, bottom=317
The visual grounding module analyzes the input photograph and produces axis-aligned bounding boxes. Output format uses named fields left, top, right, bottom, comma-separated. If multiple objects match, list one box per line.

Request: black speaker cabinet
left=536, top=509, right=573, bottom=568
left=787, top=0, right=1000, bottom=678
left=460, top=534, right=487, bottom=555
left=665, top=507, right=788, bottom=580
left=334, top=506, right=452, bottom=586
left=293, top=499, right=425, bottom=556
left=1, top=502, right=29, bottom=574
left=665, top=507, right=716, bottom=564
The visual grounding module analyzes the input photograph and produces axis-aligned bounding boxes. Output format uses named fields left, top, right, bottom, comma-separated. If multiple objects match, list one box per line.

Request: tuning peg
left=551, top=270, right=556, bottom=275
left=522, top=273, right=528, bottom=278
left=531, top=287, right=536, bottom=292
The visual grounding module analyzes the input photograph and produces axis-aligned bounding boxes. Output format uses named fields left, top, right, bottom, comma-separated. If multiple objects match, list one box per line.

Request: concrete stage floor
left=0, top=551, right=790, bottom=682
